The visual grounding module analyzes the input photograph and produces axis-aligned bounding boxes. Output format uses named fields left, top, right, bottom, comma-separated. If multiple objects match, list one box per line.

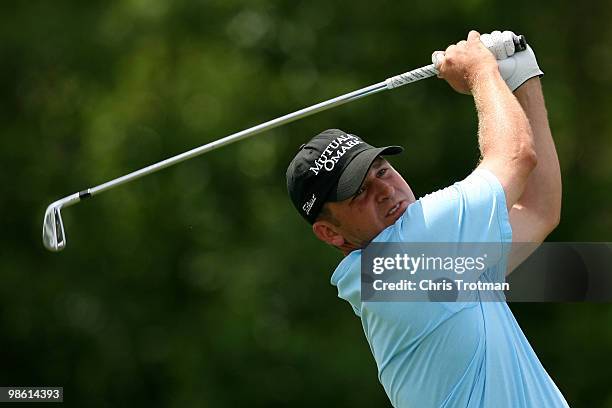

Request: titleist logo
left=309, top=134, right=362, bottom=175
left=302, top=194, right=316, bottom=215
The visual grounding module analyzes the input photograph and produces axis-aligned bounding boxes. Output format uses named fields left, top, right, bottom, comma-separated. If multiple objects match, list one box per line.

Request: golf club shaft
left=55, top=34, right=529, bottom=207
left=51, top=34, right=530, bottom=208
left=43, top=32, right=529, bottom=252
left=67, top=64, right=438, bottom=207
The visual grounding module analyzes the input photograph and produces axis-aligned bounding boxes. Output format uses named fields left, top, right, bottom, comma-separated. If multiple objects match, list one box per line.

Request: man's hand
left=497, top=43, right=544, bottom=91
left=433, top=30, right=499, bottom=95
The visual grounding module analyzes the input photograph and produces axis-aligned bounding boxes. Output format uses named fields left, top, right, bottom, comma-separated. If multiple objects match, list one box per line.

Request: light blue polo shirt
left=330, top=169, right=569, bottom=408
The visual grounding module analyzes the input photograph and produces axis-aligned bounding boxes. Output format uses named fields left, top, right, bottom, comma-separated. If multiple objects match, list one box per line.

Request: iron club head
left=42, top=193, right=82, bottom=252
left=43, top=203, right=66, bottom=252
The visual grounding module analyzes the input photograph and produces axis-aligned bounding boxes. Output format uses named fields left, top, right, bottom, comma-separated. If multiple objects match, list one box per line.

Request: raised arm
left=503, top=77, right=561, bottom=273
left=510, top=78, right=561, bottom=242
left=436, top=30, right=537, bottom=211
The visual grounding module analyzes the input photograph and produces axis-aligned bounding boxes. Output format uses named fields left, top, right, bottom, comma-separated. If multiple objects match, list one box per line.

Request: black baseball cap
left=286, top=129, right=403, bottom=224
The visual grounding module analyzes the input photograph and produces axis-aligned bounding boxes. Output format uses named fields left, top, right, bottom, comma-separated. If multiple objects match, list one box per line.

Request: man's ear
left=312, top=220, right=345, bottom=247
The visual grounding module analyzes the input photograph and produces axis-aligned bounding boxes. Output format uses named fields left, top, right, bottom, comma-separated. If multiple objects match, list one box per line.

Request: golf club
left=42, top=32, right=527, bottom=252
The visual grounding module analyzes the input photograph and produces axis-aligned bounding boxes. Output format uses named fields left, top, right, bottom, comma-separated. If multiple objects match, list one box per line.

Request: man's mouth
left=387, top=201, right=403, bottom=217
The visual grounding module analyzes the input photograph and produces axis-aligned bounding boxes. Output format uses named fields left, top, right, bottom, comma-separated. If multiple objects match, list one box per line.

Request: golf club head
left=43, top=203, right=66, bottom=252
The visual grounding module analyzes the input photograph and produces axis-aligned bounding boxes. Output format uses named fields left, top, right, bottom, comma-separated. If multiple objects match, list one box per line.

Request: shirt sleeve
left=409, top=168, right=512, bottom=244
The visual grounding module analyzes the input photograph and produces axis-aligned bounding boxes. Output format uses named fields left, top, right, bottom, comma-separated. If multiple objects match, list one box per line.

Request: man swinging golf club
left=286, top=30, right=567, bottom=407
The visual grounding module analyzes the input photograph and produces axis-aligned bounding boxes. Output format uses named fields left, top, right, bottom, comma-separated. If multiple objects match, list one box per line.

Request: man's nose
left=375, top=180, right=394, bottom=203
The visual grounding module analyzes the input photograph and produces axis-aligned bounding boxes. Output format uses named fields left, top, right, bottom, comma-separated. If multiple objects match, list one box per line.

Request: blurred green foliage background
left=1, top=0, right=611, bottom=406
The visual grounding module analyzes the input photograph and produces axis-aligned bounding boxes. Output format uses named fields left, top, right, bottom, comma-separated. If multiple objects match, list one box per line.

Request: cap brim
left=330, top=145, right=404, bottom=202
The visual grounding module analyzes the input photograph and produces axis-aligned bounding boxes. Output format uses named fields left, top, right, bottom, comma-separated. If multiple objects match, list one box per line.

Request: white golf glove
left=481, top=30, right=544, bottom=91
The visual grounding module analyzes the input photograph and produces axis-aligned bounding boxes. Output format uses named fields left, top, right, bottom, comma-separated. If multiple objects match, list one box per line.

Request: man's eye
left=377, top=168, right=388, bottom=177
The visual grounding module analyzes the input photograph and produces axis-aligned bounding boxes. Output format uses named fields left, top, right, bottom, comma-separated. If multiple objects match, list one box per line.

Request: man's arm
left=437, top=30, right=538, bottom=211
left=510, top=77, right=561, bottom=241
left=506, top=78, right=561, bottom=273
left=473, top=72, right=538, bottom=211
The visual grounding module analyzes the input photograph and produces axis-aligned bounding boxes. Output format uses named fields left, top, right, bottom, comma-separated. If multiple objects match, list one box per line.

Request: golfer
left=286, top=31, right=567, bottom=407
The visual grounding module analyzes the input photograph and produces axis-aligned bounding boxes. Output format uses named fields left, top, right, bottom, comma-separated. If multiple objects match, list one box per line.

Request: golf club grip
left=385, top=32, right=527, bottom=89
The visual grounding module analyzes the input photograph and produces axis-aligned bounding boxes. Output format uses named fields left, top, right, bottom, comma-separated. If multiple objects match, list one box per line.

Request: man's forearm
left=474, top=71, right=534, bottom=160
left=473, top=69, right=537, bottom=207
left=512, top=78, right=562, bottom=225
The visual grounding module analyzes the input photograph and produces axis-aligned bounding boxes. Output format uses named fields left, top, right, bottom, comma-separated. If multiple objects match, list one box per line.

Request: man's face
left=319, top=157, right=416, bottom=251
